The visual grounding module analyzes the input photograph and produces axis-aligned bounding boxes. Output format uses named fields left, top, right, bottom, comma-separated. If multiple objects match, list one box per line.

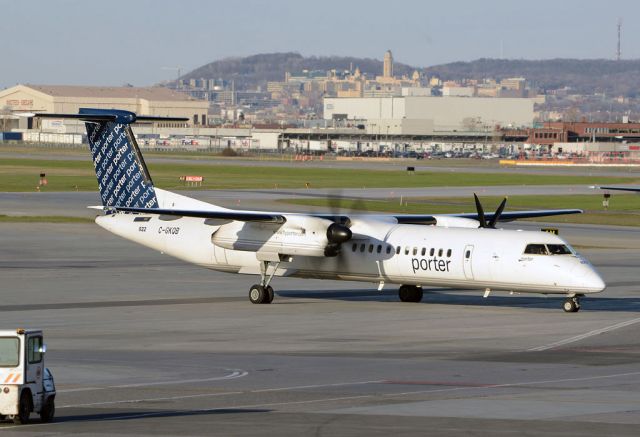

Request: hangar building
left=324, top=96, right=535, bottom=134
left=0, top=84, right=209, bottom=128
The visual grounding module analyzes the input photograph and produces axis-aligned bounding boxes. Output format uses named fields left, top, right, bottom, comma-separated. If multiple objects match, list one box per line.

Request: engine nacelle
left=431, top=215, right=480, bottom=228
left=211, top=215, right=337, bottom=257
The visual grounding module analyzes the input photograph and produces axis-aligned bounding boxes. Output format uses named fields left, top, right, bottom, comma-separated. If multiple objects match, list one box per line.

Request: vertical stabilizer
left=83, top=111, right=158, bottom=208
left=35, top=108, right=188, bottom=208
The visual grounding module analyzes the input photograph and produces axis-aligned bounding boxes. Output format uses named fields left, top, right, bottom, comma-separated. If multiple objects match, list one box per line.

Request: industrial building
left=0, top=84, right=209, bottom=128
left=323, top=96, right=536, bottom=135
left=503, top=121, right=640, bottom=145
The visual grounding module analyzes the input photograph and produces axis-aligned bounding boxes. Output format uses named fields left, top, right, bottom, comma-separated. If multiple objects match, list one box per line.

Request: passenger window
left=360, top=244, right=366, bottom=252
left=447, top=249, right=452, bottom=257
left=430, top=248, right=435, bottom=256
left=465, top=250, right=471, bottom=259
left=547, top=244, right=572, bottom=255
left=377, top=245, right=382, bottom=254
left=396, top=246, right=401, bottom=255
left=413, top=247, right=418, bottom=256
left=404, top=246, right=410, bottom=255
left=386, top=246, right=392, bottom=254
left=438, top=249, right=443, bottom=257
left=524, top=244, right=549, bottom=255
left=27, top=336, right=43, bottom=364
left=368, top=244, right=374, bottom=253
left=352, top=243, right=357, bottom=252
left=421, top=247, right=426, bottom=256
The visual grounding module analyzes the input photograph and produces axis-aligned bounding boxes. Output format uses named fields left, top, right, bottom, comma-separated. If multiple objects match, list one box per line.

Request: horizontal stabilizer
left=35, top=109, right=188, bottom=124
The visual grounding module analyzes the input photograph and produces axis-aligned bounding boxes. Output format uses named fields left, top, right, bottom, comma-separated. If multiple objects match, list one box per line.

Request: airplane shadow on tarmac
left=276, top=289, right=640, bottom=313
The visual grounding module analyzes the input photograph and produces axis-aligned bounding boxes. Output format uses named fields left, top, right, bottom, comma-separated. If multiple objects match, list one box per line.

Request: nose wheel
left=563, top=296, right=581, bottom=313
left=399, top=285, right=423, bottom=303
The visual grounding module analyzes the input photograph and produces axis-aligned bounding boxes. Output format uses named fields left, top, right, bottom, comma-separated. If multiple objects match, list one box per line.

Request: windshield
left=524, top=243, right=573, bottom=256
left=0, top=337, right=20, bottom=367
left=547, top=244, right=573, bottom=255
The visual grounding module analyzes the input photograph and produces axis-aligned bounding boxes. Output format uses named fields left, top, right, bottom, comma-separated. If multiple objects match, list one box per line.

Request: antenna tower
left=616, top=18, right=622, bottom=61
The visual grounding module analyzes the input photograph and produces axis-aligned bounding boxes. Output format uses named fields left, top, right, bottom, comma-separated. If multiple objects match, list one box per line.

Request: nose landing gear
left=563, top=296, right=581, bottom=313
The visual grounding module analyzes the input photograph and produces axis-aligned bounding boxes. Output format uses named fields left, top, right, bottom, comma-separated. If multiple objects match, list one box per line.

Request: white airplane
left=37, top=109, right=606, bottom=312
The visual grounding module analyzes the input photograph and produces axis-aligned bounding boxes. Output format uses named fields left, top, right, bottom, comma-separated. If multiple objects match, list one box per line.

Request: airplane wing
left=113, top=206, right=287, bottom=224
left=114, top=206, right=581, bottom=226
left=391, top=209, right=582, bottom=225
left=592, top=185, right=640, bottom=193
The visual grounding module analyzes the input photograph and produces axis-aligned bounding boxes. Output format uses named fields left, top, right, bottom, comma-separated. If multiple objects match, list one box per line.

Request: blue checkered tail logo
left=85, top=118, right=158, bottom=209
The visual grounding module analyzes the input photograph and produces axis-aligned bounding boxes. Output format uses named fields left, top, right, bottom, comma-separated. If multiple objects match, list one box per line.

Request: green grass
left=280, top=194, right=640, bottom=227
left=1, top=157, right=639, bottom=192
left=0, top=215, right=94, bottom=223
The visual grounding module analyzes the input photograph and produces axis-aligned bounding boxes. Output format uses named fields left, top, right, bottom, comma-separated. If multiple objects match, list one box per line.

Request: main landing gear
left=399, top=285, right=423, bottom=303
left=249, top=260, right=280, bottom=304
left=563, top=295, right=582, bottom=313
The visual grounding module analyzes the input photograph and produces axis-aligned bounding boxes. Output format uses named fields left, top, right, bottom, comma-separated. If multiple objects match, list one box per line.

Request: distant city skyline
left=1, top=0, right=639, bottom=89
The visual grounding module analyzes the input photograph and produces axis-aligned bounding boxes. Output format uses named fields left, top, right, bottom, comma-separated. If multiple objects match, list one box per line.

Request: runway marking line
left=526, top=316, right=640, bottom=352
left=57, top=369, right=248, bottom=393
left=4, top=371, right=640, bottom=431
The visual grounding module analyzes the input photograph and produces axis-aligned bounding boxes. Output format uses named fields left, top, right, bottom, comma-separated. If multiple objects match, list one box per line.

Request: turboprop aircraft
left=36, top=109, right=606, bottom=312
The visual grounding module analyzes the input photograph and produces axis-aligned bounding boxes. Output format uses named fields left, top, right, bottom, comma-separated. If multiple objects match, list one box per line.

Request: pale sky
left=1, top=0, right=638, bottom=88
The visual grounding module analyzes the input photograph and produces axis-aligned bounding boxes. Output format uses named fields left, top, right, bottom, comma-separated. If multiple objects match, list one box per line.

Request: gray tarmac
left=1, top=194, right=640, bottom=435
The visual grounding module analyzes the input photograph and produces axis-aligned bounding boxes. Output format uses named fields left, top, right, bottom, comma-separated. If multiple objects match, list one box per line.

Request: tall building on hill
left=383, top=50, right=394, bottom=78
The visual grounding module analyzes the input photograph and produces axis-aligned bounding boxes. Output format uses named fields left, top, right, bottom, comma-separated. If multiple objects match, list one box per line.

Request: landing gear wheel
left=40, top=397, right=55, bottom=423
left=249, top=284, right=267, bottom=304
left=13, top=391, right=31, bottom=424
left=399, top=285, right=412, bottom=302
left=265, top=286, right=274, bottom=304
left=412, top=287, right=424, bottom=303
left=399, top=285, right=422, bottom=303
left=563, top=297, right=580, bottom=313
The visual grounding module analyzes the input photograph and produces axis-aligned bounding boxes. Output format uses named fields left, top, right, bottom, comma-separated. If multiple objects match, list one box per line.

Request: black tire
left=40, top=396, right=55, bottom=423
left=563, top=299, right=579, bottom=313
left=412, top=287, right=424, bottom=302
left=399, top=285, right=412, bottom=302
left=249, top=284, right=267, bottom=304
left=264, top=286, right=274, bottom=304
left=13, top=390, right=31, bottom=424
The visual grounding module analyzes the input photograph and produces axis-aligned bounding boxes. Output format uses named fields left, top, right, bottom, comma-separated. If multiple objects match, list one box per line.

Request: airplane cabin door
left=463, top=245, right=474, bottom=280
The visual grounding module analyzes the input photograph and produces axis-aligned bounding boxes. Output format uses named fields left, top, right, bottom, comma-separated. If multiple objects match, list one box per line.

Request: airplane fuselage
left=96, top=213, right=604, bottom=296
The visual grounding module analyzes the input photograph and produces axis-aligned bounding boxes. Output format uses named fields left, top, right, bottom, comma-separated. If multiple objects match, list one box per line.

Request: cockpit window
left=524, top=244, right=549, bottom=255
left=547, top=244, right=572, bottom=255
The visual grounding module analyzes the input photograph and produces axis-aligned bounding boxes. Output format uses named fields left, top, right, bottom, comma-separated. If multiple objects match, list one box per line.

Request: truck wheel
left=40, top=397, right=55, bottom=423
left=13, top=391, right=31, bottom=424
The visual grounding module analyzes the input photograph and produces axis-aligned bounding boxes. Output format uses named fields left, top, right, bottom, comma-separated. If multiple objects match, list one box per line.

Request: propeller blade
left=473, top=193, right=487, bottom=228
left=488, top=197, right=508, bottom=228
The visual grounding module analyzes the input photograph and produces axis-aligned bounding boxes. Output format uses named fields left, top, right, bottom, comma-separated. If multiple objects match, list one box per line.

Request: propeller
left=322, top=190, right=366, bottom=257
left=473, top=193, right=508, bottom=229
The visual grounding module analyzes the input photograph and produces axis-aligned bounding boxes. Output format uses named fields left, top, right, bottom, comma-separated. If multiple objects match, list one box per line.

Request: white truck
left=0, top=329, right=56, bottom=424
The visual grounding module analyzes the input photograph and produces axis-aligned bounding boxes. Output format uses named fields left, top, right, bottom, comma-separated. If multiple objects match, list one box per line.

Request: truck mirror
left=38, top=344, right=47, bottom=354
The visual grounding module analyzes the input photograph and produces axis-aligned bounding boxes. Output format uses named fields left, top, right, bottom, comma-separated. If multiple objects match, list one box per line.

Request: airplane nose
left=575, top=263, right=606, bottom=293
